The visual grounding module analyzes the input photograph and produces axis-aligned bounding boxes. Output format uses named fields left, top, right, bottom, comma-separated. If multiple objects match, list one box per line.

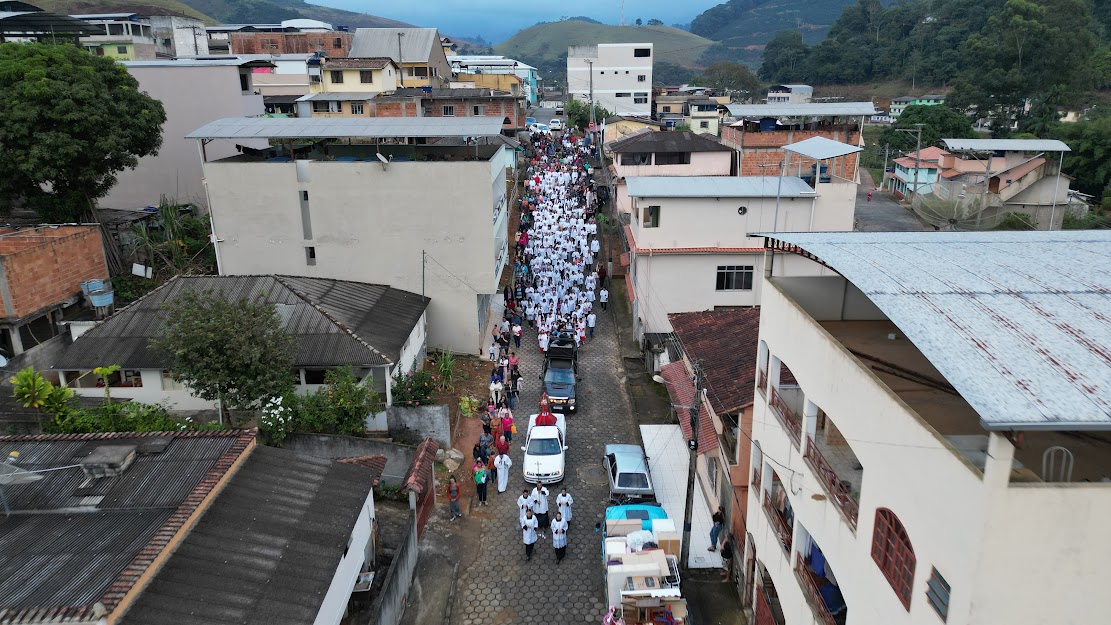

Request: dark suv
left=541, top=335, right=579, bottom=413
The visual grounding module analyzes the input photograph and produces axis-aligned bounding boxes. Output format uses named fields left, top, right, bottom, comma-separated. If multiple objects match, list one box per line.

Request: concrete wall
left=231, top=31, right=352, bottom=55
left=634, top=253, right=764, bottom=334
left=0, top=226, right=108, bottom=319
left=567, top=43, right=653, bottom=116
left=369, top=512, right=419, bottom=625
left=284, top=433, right=417, bottom=487
left=252, top=58, right=312, bottom=96
left=104, top=64, right=265, bottom=211
left=148, top=16, right=208, bottom=57
left=630, top=195, right=817, bottom=251
left=315, top=487, right=376, bottom=625
left=614, top=151, right=731, bottom=178
left=203, top=157, right=501, bottom=354
left=387, top=405, right=450, bottom=448
left=316, top=66, right=398, bottom=94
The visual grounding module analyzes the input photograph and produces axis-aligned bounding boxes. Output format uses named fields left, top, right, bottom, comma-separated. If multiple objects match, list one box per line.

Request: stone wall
left=387, top=405, right=451, bottom=448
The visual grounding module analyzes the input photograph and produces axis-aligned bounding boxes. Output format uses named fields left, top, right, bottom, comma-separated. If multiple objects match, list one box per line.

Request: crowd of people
left=449, top=126, right=604, bottom=563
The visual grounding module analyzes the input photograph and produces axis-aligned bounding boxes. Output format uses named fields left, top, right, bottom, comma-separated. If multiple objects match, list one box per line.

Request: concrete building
left=349, top=27, right=452, bottom=89
left=187, top=116, right=510, bottom=355
left=449, top=55, right=540, bottom=105
left=223, top=24, right=352, bottom=56
left=567, top=43, right=653, bottom=117
left=296, top=88, right=524, bottom=133
left=452, top=72, right=524, bottom=98
left=654, top=94, right=721, bottom=134
left=0, top=429, right=383, bottom=625
left=723, top=102, right=875, bottom=177
left=890, top=94, right=945, bottom=119
left=607, top=130, right=733, bottom=215
left=99, top=58, right=269, bottom=211
left=745, top=230, right=1111, bottom=625
left=0, top=2, right=98, bottom=43
left=308, top=56, right=400, bottom=94
left=74, top=13, right=155, bottom=60
left=147, top=14, right=207, bottom=57
left=601, top=115, right=663, bottom=154
left=889, top=146, right=948, bottom=198
left=766, top=84, right=813, bottom=104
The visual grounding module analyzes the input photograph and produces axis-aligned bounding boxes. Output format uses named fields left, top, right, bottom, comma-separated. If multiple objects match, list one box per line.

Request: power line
left=423, top=252, right=485, bottom=294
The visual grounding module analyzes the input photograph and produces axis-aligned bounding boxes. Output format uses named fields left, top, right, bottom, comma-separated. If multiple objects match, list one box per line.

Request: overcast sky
left=316, top=0, right=724, bottom=42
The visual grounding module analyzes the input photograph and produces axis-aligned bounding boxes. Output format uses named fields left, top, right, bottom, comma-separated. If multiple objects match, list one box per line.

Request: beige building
left=568, top=43, right=653, bottom=116
left=746, top=230, right=1111, bottom=625
left=100, top=58, right=269, bottom=211
left=602, top=116, right=663, bottom=152
left=309, top=57, right=400, bottom=94
left=187, top=116, right=510, bottom=355
left=349, top=27, right=452, bottom=89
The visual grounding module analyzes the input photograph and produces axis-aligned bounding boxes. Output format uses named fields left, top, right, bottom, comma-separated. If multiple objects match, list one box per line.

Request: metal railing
left=794, top=553, right=838, bottom=625
left=762, top=492, right=793, bottom=555
left=803, top=436, right=859, bottom=531
left=768, top=386, right=802, bottom=448
left=752, top=467, right=762, bottom=495
left=756, top=367, right=767, bottom=398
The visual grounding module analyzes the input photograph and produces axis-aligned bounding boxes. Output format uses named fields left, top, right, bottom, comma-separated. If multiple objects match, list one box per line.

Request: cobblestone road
left=454, top=306, right=638, bottom=625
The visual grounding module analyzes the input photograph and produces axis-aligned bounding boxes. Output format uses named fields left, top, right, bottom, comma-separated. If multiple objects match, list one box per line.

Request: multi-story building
left=722, top=102, right=876, bottom=177
left=745, top=230, right=1111, bottom=625
left=187, top=116, right=510, bottom=355
left=452, top=72, right=524, bottom=98
left=296, top=88, right=523, bottom=133
left=766, top=84, right=813, bottom=104
left=449, top=55, right=540, bottom=105
left=348, top=27, right=452, bottom=89
left=567, top=43, right=653, bottom=116
left=888, top=146, right=948, bottom=199
left=653, top=95, right=721, bottom=134
left=219, top=21, right=351, bottom=56
left=308, top=56, right=400, bottom=94
left=601, top=115, right=663, bottom=154
left=146, top=14, right=207, bottom=57
left=607, top=130, right=733, bottom=215
left=890, top=94, right=945, bottom=119
left=74, top=13, right=156, bottom=60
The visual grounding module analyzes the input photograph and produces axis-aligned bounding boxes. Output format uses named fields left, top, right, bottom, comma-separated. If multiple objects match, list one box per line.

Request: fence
left=368, top=511, right=419, bottom=625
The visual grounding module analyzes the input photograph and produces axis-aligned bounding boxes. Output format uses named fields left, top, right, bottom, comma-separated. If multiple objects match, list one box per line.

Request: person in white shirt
left=522, top=509, right=539, bottom=561
left=556, top=488, right=574, bottom=524
left=517, top=489, right=534, bottom=525
left=599, top=288, right=609, bottom=311
left=551, top=511, right=569, bottom=563
left=494, top=452, right=512, bottom=493
left=587, top=312, right=596, bottom=339
left=531, top=484, right=550, bottom=538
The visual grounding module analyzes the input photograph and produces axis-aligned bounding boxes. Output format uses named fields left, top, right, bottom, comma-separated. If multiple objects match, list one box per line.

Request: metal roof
left=627, top=176, right=817, bottom=199
left=349, top=27, right=440, bottom=62
left=942, top=138, right=1071, bottom=153
left=608, top=130, right=729, bottom=153
left=0, top=9, right=99, bottom=35
left=763, top=231, right=1111, bottom=431
left=726, top=102, right=877, bottom=118
left=186, top=116, right=505, bottom=139
left=295, top=91, right=373, bottom=101
left=123, top=59, right=272, bottom=68
left=785, top=136, right=863, bottom=161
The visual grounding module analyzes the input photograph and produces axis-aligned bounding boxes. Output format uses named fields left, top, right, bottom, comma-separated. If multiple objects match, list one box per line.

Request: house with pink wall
left=607, top=131, right=733, bottom=215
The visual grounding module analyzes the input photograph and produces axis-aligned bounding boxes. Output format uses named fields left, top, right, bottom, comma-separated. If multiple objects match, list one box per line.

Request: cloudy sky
left=315, top=0, right=725, bottom=42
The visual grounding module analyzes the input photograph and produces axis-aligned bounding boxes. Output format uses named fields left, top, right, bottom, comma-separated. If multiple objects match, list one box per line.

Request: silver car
left=603, top=443, right=655, bottom=502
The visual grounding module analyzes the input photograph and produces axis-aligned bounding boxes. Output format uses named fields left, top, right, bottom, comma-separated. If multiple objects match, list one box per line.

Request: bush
left=47, top=401, right=189, bottom=434
left=391, top=368, right=436, bottom=407
left=259, top=367, right=382, bottom=444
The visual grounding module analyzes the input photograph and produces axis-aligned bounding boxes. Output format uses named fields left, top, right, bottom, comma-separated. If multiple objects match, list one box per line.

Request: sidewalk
left=683, top=569, right=747, bottom=625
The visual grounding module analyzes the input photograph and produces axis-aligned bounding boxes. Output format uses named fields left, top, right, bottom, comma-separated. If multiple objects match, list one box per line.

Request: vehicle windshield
left=527, top=437, right=563, bottom=456
left=617, top=473, right=650, bottom=489
left=545, top=367, right=575, bottom=384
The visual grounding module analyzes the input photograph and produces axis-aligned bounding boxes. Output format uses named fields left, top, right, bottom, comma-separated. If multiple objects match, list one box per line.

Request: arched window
left=871, top=508, right=915, bottom=610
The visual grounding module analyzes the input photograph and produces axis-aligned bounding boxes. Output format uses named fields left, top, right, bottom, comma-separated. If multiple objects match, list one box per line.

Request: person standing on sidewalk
left=708, top=506, right=725, bottom=551
left=522, top=509, right=539, bottom=561
left=556, top=487, right=574, bottom=525
left=517, top=488, right=534, bottom=525
left=473, top=460, right=488, bottom=506
left=447, top=476, right=462, bottom=521
left=587, top=312, right=596, bottom=339
left=532, top=484, right=550, bottom=538
left=720, top=536, right=735, bottom=583
left=599, top=287, right=609, bottom=311
left=494, top=451, right=512, bottom=493
left=551, top=511, right=569, bottom=563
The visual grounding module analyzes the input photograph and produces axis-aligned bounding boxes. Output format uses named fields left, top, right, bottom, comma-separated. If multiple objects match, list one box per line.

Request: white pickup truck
left=521, top=413, right=567, bottom=484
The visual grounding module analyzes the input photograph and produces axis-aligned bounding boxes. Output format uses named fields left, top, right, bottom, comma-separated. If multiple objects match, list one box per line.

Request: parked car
left=525, top=116, right=537, bottom=126
left=604, top=444, right=655, bottom=503
left=522, top=413, right=567, bottom=484
left=549, top=118, right=564, bottom=131
left=530, top=123, right=551, bottom=134
left=555, top=105, right=565, bottom=115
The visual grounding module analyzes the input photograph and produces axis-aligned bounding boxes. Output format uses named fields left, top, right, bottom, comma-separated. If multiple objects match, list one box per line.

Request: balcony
left=752, top=467, right=762, bottom=494
left=804, top=435, right=860, bottom=531
left=769, top=386, right=802, bottom=448
left=794, top=554, right=841, bottom=625
left=763, top=491, right=793, bottom=555
left=756, top=366, right=767, bottom=398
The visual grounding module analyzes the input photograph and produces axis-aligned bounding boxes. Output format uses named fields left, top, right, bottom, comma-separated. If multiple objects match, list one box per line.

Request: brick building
left=0, top=225, right=108, bottom=357
left=229, top=30, right=352, bottom=56
left=722, top=102, right=875, bottom=179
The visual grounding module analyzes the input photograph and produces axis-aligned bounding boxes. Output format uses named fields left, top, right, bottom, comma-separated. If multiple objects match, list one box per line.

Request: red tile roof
left=669, top=308, right=762, bottom=414
left=339, top=454, right=388, bottom=487
left=403, top=438, right=439, bottom=494
left=660, top=361, right=717, bottom=455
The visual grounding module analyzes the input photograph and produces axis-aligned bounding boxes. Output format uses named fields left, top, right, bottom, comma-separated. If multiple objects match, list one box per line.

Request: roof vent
left=80, top=445, right=137, bottom=479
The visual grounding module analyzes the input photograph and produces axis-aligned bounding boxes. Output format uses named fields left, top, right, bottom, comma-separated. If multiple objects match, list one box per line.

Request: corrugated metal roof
left=726, top=102, right=877, bottom=117
left=762, top=231, right=1111, bottom=431
left=186, top=116, right=506, bottom=139
left=296, top=91, right=373, bottom=102
left=784, top=136, right=863, bottom=161
left=53, top=275, right=429, bottom=370
left=626, top=176, right=817, bottom=199
left=608, top=130, right=729, bottom=153
left=321, top=57, right=392, bottom=69
left=117, top=446, right=375, bottom=625
left=942, top=138, right=1070, bottom=153
left=349, top=27, right=440, bottom=62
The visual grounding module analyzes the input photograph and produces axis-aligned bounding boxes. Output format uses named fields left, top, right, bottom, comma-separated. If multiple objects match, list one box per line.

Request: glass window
left=700, top=121, right=710, bottom=128
left=716, top=266, right=753, bottom=291
left=642, top=205, right=660, bottom=228
left=638, top=75, right=646, bottom=82
left=872, top=508, right=916, bottom=610
left=330, top=70, right=344, bottom=83
left=333, top=36, right=343, bottom=48
left=615, top=92, right=631, bottom=98
left=655, top=152, right=691, bottom=165
left=662, top=106, right=671, bottom=112
left=634, top=48, right=651, bottom=57
left=304, top=368, right=327, bottom=384
left=351, top=102, right=364, bottom=115
left=117, top=46, right=128, bottom=54
left=305, top=246, right=317, bottom=266
left=161, top=370, right=183, bottom=391
left=359, top=70, right=373, bottom=83
left=473, top=105, right=485, bottom=116
left=926, top=568, right=950, bottom=620
left=443, top=105, right=456, bottom=116
left=620, top=152, right=651, bottom=166
left=634, top=95, right=648, bottom=104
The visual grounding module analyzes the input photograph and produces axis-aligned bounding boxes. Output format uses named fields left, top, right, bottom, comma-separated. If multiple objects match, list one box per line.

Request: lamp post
left=653, top=360, right=704, bottom=569
left=586, top=58, right=595, bottom=134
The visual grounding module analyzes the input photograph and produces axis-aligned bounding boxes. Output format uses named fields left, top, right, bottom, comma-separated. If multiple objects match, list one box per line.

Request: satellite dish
left=376, top=152, right=390, bottom=171
left=0, top=354, right=7, bottom=368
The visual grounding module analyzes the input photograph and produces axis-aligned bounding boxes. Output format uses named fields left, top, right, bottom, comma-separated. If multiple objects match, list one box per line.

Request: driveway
left=854, top=171, right=931, bottom=232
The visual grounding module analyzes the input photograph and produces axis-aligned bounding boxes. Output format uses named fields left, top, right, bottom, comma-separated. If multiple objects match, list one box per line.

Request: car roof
left=605, top=444, right=648, bottom=471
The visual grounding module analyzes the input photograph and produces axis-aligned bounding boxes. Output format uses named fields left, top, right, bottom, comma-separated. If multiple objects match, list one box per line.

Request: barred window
left=872, top=508, right=916, bottom=610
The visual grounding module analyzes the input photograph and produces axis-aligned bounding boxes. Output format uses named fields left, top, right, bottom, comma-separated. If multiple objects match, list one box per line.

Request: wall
left=723, top=127, right=862, bottom=179
left=421, top=97, right=523, bottom=130
left=64, top=369, right=219, bottom=411
left=602, top=120, right=658, bottom=151
left=631, top=195, right=815, bottom=251
left=230, top=31, right=351, bottom=55
left=567, top=43, right=653, bottom=116
left=203, top=157, right=499, bottom=355
left=314, top=487, right=376, bottom=625
left=103, top=64, right=266, bottom=211
left=0, top=227, right=108, bottom=320
left=634, top=253, right=764, bottom=334
left=614, top=150, right=731, bottom=178
left=148, top=16, right=208, bottom=57
left=252, top=58, right=312, bottom=96
left=284, top=433, right=417, bottom=486
left=396, top=311, right=427, bottom=373
left=368, top=511, right=418, bottom=625
left=317, top=66, right=398, bottom=94
left=387, top=405, right=450, bottom=448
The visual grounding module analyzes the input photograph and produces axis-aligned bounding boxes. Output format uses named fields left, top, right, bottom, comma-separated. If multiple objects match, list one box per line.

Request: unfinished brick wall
left=230, top=32, right=352, bottom=56
left=0, top=226, right=108, bottom=320
left=723, top=126, right=862, bottom=179
left=422, top=98, right=524, bottom=129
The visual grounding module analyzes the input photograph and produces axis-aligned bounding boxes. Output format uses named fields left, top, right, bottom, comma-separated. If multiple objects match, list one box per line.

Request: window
left=620, top=152, right=651, bottom=166
left=160, top=370, right=182, bottom=391
left=642, top=205, right=660, bottom=228
left=408, top=66, right=428, bottom=77
left=304, top=368, right=327, bottom=384
left=634, top=94, right=648, bottom=104
left=634, top=48, right=651, bottom=57
left=926, top=568, right=950, bottom=620
left=330, top=70, right=344, bottom=83
left=333, top=36, right=343, bottom=48
left=872, top=508, right=916, bottom=610
left=625, top=70, right=629, bottom=74
left=716, top=266, right=754, bottom=291
left=473, top=105, right=485, bottom=116
left=351, top=102, right=364, bottom=115
left=707, top=456, right=719, bottom=490
left=161, top=38, right=171, bottom=47
left=700, top=121, right=710, bottom=129
left=662, top=106, right=671, bottom=113
left=442, top=105, right=456, bottom=116
left=360, top=70, right=373, bottom=83
left=300, top=192, right=312, bottom=240
left=312, top=101, right=340, bottom=113
left=117, top=46, right=128, bottom=54
left=654, top=152, right=691, bottom=165
left=310, top=74, right=322, bottom=83
left=300, top=190, right=309, bottom=201
left=239, top=72, right=250, bottom=92
left=615, top=92, right=631, bottom=98
left=305, top=246, right=317, bottom=266
left=638, top=74, right=646, bottom=82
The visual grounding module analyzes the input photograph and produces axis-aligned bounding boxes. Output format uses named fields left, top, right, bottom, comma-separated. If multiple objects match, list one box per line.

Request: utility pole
left=586, top=59, right=596, bottom=134
left=397, top=32, right=405, bottom=87
left=421, top=250, right=426, bottom=298
left=880, top=144, right=890, bottom=192
left=895, top=123, right=924, bottom=202
left=679, top=360, right=703, bottom=570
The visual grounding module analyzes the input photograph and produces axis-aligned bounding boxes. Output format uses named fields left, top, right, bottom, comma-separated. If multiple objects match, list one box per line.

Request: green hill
left=494, top=20, right=716, bottom=71
left=30, top=0, right=213, bottom=22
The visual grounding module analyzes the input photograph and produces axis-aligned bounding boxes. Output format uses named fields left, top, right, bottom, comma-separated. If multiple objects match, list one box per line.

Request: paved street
left=453, top=302, right=638, bottom=624
left=854, top=170, right=931, bottom=232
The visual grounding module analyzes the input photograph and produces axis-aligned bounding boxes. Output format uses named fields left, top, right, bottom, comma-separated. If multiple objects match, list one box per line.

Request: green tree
left=635, top=18, right=643, bottom=26
left=759, top=30, right=810, bottom=82
left=647, top=19, right=664, bottom=26
left=565, top=99, right=612, bottom=130
left=1050, top=112, right=1111, bottom=200
left=879, top=105, right=977, bottom=152
left=696, top=62, right=762, bottom=98
left=0, top=43, right=165, bottom=222
left=152, top=289, right=296, bottom=419
left=654, top=62, right=698, bottom=86
left=10, top=367, right=61, bottom=430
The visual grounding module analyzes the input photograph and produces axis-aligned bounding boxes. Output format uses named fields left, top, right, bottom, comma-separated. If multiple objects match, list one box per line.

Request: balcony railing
left=803, top=436, right=859, bottom=531
left=794, top=554, right=838, bottom=625
left=752, top=467, right=762, bottom=494
left=756, top=367, right=767, bottom=398
left=768, top=386, right=802, bottom=448
left=762, top=492, right=793, bottom=555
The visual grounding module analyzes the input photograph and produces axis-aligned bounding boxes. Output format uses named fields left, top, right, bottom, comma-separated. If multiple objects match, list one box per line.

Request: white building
left=187, top=116, right=509, bottom=356
left=448, top=54, right=540, bottom=105
left=626, top=138, right=860, bottom=340
left=567, top=43, right=653, bottom=117
left=766, top=84, right=813, bottom=105
left=147, top=14, right=208, bottom=57
left=745, top=230, right=1111, bottom=625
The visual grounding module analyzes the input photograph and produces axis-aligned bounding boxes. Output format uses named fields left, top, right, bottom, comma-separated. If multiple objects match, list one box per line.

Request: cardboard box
left=656, top=531, right=681, bottom=557
left=607, top=519, right=643, bottom=537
